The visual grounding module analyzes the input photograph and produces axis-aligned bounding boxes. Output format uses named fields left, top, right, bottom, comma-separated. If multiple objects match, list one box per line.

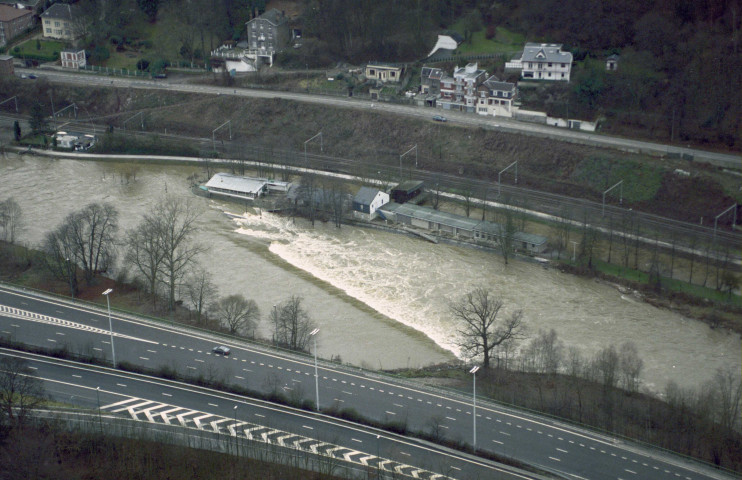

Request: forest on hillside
left=50, top=0, right=742, bottom=149
left=303, top=0, right=740, bottom=149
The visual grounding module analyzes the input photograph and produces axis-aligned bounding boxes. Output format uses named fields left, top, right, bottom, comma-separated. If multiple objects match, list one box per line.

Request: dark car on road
left=432, top=115, right=447, bottom=122
left=212, top=346, right=231, bottom=356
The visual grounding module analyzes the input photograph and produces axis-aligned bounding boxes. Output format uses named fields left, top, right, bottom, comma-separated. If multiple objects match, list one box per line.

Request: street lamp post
left=469, top=365, right=480, bottom=451
left=310, top=328, right=320, bottom=411
left=96, top=386, right=102, bottom=434
left=233, top=405, right=239, bottom=455
left=102, top=289, right=116, bottom=368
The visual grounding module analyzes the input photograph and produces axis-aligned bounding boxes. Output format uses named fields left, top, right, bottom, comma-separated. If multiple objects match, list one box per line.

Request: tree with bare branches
left=271, top=296, right=316, bottom=351
left=154, top=196, right=204, bottom=311
left=185, top=267, right=217, bottom=325
left=211, top=294, right=259, bottom=335
left=0, top=197, right=22, bottom=244
left=0, top=356, right=46, bottom=429
left=451, top=288, right=525, bottom=368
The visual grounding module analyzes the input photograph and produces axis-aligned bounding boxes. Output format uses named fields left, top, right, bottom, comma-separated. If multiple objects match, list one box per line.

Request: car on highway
left=212, top=346, right=231, bottom=356
left=432, top=115, right=447, bottom=122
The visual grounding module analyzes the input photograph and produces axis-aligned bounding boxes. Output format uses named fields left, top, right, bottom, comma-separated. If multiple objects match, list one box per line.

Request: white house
left=60, top=49, right=85, bottom=69
left=512, top=43, right=573, bottom=82
left=352, top=187, right=389, bottom=220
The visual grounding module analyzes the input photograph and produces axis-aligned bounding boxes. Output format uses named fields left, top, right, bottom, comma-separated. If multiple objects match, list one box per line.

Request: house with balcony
left=438, top=62, right=487, bottom=113
left=40, top=2, right=83, bottom=42
left=0, top=4, right=34, bottom=48
left=245, top=8, right=289, bottom=66
left=476, top=76, right=517, bottom=117
left=510, top=43, right=572, bottom=82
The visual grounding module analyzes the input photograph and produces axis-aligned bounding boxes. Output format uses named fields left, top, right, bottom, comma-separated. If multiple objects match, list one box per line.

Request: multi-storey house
left=517, top=43, right=572, bottom=81
left=40, top=3, right=82, bottom=42
left=476, top=76, right=517, bottom=117
left=0, top=4, right=34, bottom=48
left=245, top=9, right=289, bottom=66
left=438, top=62, right=487, bottom=113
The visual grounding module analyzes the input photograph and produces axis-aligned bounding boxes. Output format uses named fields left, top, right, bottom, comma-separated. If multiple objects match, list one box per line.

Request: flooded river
left=1, top=155, right=739, bottom=393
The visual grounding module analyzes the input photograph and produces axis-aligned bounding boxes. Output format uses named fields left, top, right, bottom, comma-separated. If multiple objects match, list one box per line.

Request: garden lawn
left=13, top=39, right=65, bottom=61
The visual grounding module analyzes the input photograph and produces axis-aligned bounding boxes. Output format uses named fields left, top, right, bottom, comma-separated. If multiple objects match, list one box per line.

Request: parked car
left=432, top=115, right=447, bottom=122
left=27, top=74, right=37, bottom=79
left=212, top=346, right=231, bottom=356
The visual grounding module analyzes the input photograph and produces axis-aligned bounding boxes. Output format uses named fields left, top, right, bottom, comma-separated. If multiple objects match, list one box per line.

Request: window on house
left=548, top=63, right=552, bottom=67
left=44, top=19, right=49, bottom=24
left=54, top=21, right=60, bottom=27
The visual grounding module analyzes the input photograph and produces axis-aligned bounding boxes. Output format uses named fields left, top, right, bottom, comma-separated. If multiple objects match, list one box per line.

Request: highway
left=2, top=349, right=534, bottom=480
left=1, top=285, right=735, bottom=480
left=13, top=66, right=742, bottom=169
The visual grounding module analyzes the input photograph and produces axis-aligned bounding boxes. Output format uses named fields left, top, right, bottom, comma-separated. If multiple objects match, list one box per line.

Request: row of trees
left=35, top=196, right=317, bottom=351
left=450, top=286, right=741, bottom=467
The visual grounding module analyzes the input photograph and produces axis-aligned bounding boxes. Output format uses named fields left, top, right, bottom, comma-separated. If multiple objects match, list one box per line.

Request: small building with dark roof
left=0, top=54, right=13, bottom=75
left=606, top=54, right=619, bottom=71
left=391, top=180, right=425, bottom=204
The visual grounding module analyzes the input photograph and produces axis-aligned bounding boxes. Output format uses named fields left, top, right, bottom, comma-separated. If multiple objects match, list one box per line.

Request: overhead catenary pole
left=212, top=120, right=232, bottom=152
left=602, top=180, right=623, bottom=216
left=304, top=131, right=323, bottom=168
left=714, top=203, right=738, bottom=242
left=399, top=145, right=417, bottom=178
left=498, top=161, right=517, bottom=197
left=0, top=96, right=19, bottom=113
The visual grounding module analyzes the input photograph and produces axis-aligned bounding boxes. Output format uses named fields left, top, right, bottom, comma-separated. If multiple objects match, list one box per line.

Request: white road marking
left=625, top=469, right=637, bottom=474
left=208, top=403, right=218, bottom=407
left=399, top=452, right=410, bottom=457
left=195, top=359, right=204, bottom=363
left=385, top=411, right=396, bottom=415
left=147, top=349, right=157, bottom=353
left=303, top=425, right=313, bottom=430
left=72, top=374, right=81, bottom=378
left=254, top=414, right=264, bottom=418
left=47, top=339, right=57, bottom=342
left=139, top=357, right=149, bottom=361
left=557, top=448, right=568, bottom=453
left=235, top=376, right=244, bottom=380
left=116, top=383, right=126, bottom=387
left=56, top=332, right=65, bottom=335
left=499, top=431, right=510, bottom=436
left=549, top=457, right=561, bottom=462
left=162, top=393, right=172, bottom=397
left=493, top=439, right=503, bottom=445
left=445, top=416, right=456, bottom=421
left=351, top=438, right=362, bottom=443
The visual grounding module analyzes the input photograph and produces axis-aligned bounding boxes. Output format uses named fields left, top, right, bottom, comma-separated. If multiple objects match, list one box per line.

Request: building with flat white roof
left=204, top=173, right=268, bottom=200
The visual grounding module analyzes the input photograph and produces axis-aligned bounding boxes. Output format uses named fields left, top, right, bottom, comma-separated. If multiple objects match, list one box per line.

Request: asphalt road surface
left=1, top=285, right=735, bottom=480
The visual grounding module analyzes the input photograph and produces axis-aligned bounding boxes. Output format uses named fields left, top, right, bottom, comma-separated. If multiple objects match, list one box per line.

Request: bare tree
left=619, top=342, right=643, bottom=393
left=271, top=296, right=316, bottom=351
left=46, top=203, right=118, bottom=287
left=0, top=198, right=22, bottom=244
left=451, top=288, right=525, bottom=368
left=495, top=206, right=517, bottom=265
left=711, top=366, right=742, bottom=433
left=154, top=196, right=204, bottom=311
left=211, top=294, right=260, bottom=335
left=0, top=356, right=46, bottom=429
left=125, top=218, right=165, bottom=308
left=592, top=344, right=620, bottom=389
left=185, top=267, right=217, bottom=325
left=522, top=328, right=563, bottom=374
left=41, top=223, right=78, bottom=295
